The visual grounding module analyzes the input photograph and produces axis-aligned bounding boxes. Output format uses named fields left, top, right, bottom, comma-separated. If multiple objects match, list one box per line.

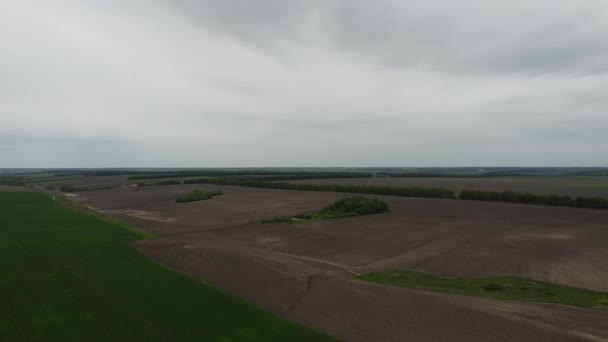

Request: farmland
left=0, top=192, right=333, bottom=341
left=65, top=178, right=608, bottom=341
left=4, top=170, right=608, bottom=341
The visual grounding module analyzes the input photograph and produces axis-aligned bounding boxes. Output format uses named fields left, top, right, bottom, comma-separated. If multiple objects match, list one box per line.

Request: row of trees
left=459, top=190, right=608, bottom=209
left=130, top=171, right=372, bottom=180
left=186, top=178, right=457, bottom=199
left=183, top=178, right=608, bottom=210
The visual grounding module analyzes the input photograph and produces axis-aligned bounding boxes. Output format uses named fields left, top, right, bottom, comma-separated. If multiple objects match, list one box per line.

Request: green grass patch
left=176, top=190, right=222, bottom=203
left=263, top=196, right=388, bottom=223
left=357, top=270, right=608, bottom=309
left=0, top=192, right=334, bottom=341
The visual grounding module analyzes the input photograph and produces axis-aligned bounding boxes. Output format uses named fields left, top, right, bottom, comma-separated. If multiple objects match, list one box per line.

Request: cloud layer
left=1, top=0, right=607, bottom=167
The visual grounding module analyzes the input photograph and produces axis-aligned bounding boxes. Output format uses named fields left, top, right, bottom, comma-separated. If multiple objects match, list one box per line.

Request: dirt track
left=81, top=184, right=608, bottom=341
left=289, top=177, right=608, bottom=198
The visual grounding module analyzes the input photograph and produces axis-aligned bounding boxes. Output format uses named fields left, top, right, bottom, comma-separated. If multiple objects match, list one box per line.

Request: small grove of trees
left=184, top=178, right=457, bottom=199
left=319, top=197, right=389, bottom=217
left=459, top=190, right=608, bottom=210
left=176, top=190, right=222, bottom=203
left=263, top=196, right=389, bottom=223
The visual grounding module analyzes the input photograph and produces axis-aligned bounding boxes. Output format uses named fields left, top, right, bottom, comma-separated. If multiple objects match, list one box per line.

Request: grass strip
left=357, top=270, right=608, bottom=310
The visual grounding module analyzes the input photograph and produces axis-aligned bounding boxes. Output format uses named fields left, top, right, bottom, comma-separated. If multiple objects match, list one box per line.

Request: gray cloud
left=0, top=0, right=607, bottom=167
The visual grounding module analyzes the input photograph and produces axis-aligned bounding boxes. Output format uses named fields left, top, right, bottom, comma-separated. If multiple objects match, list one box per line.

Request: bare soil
left=0, top=185, right=33, bottom=192
left=80, top=183, right=608, bottom=341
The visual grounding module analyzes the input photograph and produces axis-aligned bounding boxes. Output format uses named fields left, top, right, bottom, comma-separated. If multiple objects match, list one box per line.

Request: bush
left=176, top=190, right=222, bottom=203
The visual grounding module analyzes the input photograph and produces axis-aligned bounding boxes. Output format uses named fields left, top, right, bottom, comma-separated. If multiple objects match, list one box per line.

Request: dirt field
left=0, top=185, right=33, bottom=192
left=32, top=175, right=131, bottom=189
left=77, top=182, right=608, bottom=341
left=289, top=177, right=608, bottom=198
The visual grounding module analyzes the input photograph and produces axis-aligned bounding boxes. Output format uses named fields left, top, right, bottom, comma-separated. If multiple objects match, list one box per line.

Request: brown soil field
left=289, top=176, right=608, bottom=198
left=79, top=183, right=608, bottom=341
left=45, top=175, right=131, bottom=189
left=0, top=185, right=33, bottom=192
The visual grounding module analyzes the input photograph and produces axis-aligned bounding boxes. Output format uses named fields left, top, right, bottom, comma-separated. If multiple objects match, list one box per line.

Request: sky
left=1, top=0, right=608, bottom=167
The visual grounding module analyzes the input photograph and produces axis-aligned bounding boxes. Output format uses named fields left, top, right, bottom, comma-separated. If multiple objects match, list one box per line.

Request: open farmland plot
left=79, top=182, right=608, bottom=341
left=0, top=185, right=33, bottom=192
left=289, top=176, right=608, bottom=198
left=32, top=175, right=131, bottom=189
left=0, top=192, right=334, bottom=341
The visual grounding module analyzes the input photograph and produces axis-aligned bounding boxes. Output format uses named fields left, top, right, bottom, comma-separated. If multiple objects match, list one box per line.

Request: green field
left=358, top=270, right=608, bottom=309
left=0, top=192, right=334, bottom=341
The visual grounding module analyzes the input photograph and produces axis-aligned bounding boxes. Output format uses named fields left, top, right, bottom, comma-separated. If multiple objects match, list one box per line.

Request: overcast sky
left=1, top=0, right=607, bottom=167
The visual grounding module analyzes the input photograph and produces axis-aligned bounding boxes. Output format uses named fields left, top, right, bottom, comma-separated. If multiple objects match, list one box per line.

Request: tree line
left=184, top=178, right=456, bottom=199
left=182, top=177, right=608, bottom=210
left=459, top=190, right=608, bottom=209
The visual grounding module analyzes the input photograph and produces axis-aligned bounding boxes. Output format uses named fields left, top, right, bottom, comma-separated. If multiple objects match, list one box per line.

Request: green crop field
left=358, top=270, right=608, bottom=309
left=0, top=192, right=334, bottom=341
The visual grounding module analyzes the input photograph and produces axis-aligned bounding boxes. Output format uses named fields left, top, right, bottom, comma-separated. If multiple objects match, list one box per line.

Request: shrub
left=176, top=190, right=222, bottom=203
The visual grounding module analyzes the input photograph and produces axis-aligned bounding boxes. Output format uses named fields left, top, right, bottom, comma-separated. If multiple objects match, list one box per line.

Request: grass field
left=358, top=270, right=608, bottom=309
left=0, top=192, right=334, bottom=341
